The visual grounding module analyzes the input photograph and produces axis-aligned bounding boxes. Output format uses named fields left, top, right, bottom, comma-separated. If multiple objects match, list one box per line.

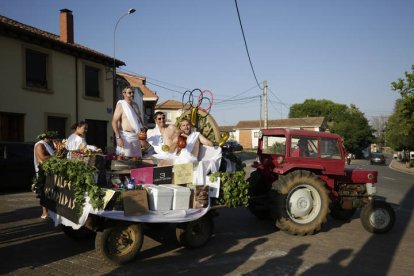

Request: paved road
left=1, top=158, right=413, bottom=275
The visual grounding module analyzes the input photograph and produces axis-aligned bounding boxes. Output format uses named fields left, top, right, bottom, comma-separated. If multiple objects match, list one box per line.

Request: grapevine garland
left=32, top=156, right=104, bottom=216
left=209, top=152, right=250, bottom=208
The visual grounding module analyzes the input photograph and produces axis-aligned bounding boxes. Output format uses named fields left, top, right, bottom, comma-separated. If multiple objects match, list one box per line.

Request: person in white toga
left=34, top=131, right=56, bottom=219
left=112, top=86, right=145, bottom=158
left=175, top=119, right=213, bottom=164
left=66, top=121, right=87, bottom=151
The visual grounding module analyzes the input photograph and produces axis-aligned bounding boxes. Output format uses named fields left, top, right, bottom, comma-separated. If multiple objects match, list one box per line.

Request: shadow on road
left=239, top=187, right=414, bottom=275
left=0, top=206, right=41, bottom=224
left=343, top=185, right=414, bottom=274
left=0, top=219, right=95, bottom=274
left=245, top=243, right=311, bottom=275
left=107, top=207, right=275, bottom=274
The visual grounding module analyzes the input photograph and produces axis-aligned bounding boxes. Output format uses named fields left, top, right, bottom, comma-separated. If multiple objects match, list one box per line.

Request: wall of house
left=0, top=35, right=113, bottom=147
left=228, top=130, right=237, bottom=141
left=251, top=128, right=260, bottom=149
left=77, top=59, right=113, bottom=129
left=239, top=129, right=252, bottom=149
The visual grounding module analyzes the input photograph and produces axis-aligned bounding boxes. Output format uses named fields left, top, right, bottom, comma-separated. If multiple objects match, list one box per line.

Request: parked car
left=370, top=152, right=386, bottom=165
left=222, top=141, right=243, bottom=152
left=0, top=142, right=35, bottom=192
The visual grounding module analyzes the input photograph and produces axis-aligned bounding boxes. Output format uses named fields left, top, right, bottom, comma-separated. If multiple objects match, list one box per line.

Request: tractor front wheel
left=360, top=200, right=395, bottom=234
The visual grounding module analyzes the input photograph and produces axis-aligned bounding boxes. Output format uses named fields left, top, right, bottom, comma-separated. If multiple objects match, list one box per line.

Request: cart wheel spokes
left=176, top=215, right=214, bottom=249
left=96, top=223, right=143, bottom=266
left=107, top=228, right=135, bottom=256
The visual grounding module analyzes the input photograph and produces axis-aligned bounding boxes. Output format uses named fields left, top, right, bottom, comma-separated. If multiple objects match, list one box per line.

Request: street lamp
left=113, top=8, right=136, bottom=104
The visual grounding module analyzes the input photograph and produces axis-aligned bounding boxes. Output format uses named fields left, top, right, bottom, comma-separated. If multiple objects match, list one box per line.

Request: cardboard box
left=153, top=166, right=173, bottom=185
left=193, top=185, right=209, bottom=209
left=130, top=166, right=154, bottom=184
left=160, top=184, right=191, bottom=210
left=145, top=184, right=173, bottom=211
left=123, top=189, right=149, bottom=216
left=172, top=163, right=193, bottom=184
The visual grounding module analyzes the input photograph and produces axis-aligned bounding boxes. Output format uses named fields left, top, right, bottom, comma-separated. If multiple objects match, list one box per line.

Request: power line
left=216, top=84, right=258, bottom=101
left=268, top=99, right=283, bottom=117
left=234, top=0, right=263, bottom=90
left=268, top=87, right=291, bottom=112
left=213, top=95, right=261, bottom=111
left=215, top=94, right=262, bottom=105
left=122, top=68, right=191, bottom=91
left=121, top=67, right=263, bottom=105
left=215, top=85, right=260, bottom=103
left=146, top=80, right=184, bottom=95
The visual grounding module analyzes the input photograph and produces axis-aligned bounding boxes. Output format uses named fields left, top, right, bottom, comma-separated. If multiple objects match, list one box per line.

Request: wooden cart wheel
left=95, top=223, right=143, bottom=266
left=176, top=215, right=214, bottom=249
left=178, top=109, right=221, bottom=145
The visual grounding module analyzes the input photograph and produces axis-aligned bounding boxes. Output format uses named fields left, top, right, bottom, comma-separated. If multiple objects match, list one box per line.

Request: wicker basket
left=110, top=159, right=143, bottom=171
left=71, top=153, right=106, bottom=170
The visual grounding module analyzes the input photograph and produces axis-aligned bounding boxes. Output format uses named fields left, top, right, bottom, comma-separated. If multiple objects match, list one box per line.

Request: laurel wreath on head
left=37, top=130, right=58, bottom=140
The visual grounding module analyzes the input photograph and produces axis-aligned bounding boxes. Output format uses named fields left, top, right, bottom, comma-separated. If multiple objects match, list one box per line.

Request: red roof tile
left=219, top=125, right=235, bottom=132
left=117, top=71, right=158, bottom=100
left=235, top=117, right=327, bottom=129
left=0, top=14, right=124, bottom=66
left=155, top=99, right=187, bottom=110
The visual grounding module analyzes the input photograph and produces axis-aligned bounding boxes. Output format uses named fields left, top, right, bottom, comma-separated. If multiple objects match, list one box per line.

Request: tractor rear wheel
left=271, top=170, right=330, bottom=235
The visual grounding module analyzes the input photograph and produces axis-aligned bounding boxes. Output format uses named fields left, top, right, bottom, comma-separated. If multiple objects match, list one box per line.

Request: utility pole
left=263, top=80, right=268, bottom=129
left=259, top=95, right=262, bottom=128
left=263, top=80, right=268, bottom=148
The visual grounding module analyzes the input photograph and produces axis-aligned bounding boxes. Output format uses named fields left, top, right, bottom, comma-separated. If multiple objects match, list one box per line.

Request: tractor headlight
left=366, top=183, right=376, bottom=195
left=276, top=156, right=284, bottom=164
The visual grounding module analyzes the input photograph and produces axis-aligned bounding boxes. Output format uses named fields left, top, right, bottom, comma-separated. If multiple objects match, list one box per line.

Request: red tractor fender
left=274, top=163, right=324, bottom=175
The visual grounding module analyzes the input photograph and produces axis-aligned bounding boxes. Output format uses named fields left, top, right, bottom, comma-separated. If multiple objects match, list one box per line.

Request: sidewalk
left=389, top=159, right=414, bottom=175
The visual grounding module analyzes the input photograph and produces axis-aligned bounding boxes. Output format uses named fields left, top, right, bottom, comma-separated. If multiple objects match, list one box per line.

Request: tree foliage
left=289, top=99, right=374, bottom=156
left=386, top=65, right=414, bottom=150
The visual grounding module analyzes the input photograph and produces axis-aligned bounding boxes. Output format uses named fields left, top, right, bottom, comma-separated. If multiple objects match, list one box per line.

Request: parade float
left=32, top=89, right=249, bottom=266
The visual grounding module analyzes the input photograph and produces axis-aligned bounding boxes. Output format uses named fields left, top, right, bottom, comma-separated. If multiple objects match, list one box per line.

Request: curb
left=389, top=160, right=414, bottom=175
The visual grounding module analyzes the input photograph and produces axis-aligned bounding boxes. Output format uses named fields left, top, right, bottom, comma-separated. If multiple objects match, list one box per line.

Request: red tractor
left=248, top=128, right=395, bottom=235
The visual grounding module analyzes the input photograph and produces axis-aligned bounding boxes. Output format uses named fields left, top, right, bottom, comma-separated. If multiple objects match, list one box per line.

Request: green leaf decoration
left=32, top=156, right=104, bottom=216
left=210, top=154, right=250, bottom=208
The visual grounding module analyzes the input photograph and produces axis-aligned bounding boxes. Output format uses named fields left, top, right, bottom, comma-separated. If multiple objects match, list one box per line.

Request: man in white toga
left=112, top=86, right=145, bottom=158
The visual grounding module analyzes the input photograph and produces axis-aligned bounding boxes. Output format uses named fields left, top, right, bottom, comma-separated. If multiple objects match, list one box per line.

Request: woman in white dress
left=66, top=121, right=88, bottom=156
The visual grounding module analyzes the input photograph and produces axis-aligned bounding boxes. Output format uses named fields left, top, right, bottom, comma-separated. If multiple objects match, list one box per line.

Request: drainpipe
left=75, top=57, right=79, bottom=123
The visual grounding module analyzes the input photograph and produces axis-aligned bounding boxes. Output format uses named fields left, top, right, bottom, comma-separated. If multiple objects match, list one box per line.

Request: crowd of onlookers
left=394, top=150, right=414, bottom=163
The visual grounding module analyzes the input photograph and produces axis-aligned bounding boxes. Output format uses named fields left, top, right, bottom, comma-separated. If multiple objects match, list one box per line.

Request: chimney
left=59, top=9, right=74, bottom=44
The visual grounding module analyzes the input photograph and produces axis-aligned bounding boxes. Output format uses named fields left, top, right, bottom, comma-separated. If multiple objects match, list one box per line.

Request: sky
left=1, top=0, right=413, bottom=125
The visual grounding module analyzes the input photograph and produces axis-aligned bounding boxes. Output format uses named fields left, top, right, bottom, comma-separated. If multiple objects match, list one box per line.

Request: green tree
left=289, top=99, right=374, bottom=156
left=386, top=65, right=414, bottom=150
